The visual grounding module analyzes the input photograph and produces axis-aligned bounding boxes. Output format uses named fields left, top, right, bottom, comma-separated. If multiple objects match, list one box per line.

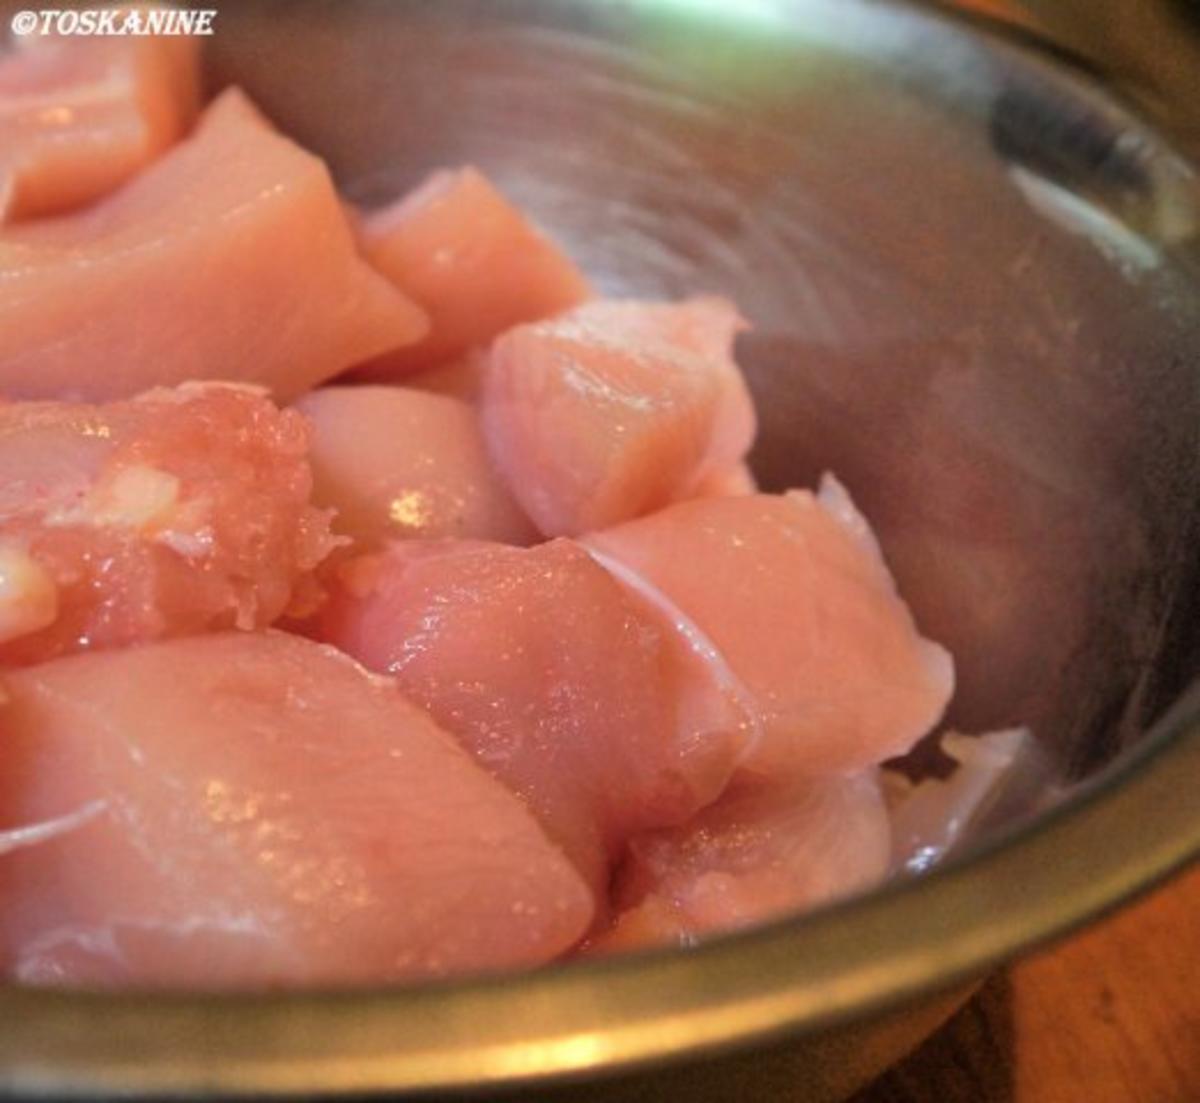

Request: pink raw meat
left=0, top=383, right=337, bottom=666
left=295, top=385, right=536, bottom=550
left=690, top=463, right=758, bottom=499
left=571, top=297, right=756, bottom=477
left=316, top=539, right=754, bottom=894
left=0, top=631, right=593, bottom=987
left=0, top=88, right=427, bottom=402
left=405, top=350, right=488, bottom=404
left=483, top=297, right=756, bottom=536
left=357, top=166, right=590, bottom=376
left=0, top=9, right=200, bottom=221
left=592, top=771, right=890, bottom=951
left=585, top=476, right=954, bottom=774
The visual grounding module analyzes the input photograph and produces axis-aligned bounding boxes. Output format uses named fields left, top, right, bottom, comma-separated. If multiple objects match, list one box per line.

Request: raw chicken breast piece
left=585, top=476, right=954, bottom=774
left=0, top=8, right=200, bottom=221
left=592, top=771, right=890, bottom=952
left=0, top=383, right=337, bottom=666
left=0, top=88, right=427, bottom=402
left=567, top=297, right=756, bottom=477
left=357, top=166, right=590, bottom=376
left=0, top=632, right=593, bottom=987
left=405, top=350, right=488, bottom=404
left=483, top=297, right=756, bottom=536
left=316, top=539, right=754, bottom=894
left=690, top=463, right=758, bottom=499
left=295, top=385, right=536, bottom=550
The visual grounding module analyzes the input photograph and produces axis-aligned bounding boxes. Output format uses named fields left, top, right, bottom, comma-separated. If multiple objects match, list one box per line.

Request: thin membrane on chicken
left=585, top=477, right=954, bottom=775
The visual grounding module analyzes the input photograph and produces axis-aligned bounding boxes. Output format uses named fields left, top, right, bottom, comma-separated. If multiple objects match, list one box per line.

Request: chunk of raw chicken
left=357, top=166, right=590, bottom=376
left=483, top=297, right=756, bottom=536
left=592, top=771, right=890, bottom=951
left=295, top=385, right=535, bottom=550
left=0, top=632, right=593, bottom=987
left=0, top=10, right=200, bottom=220
left=690, top=463, right=758, bottom=499
left=570, top=297, right=756, bottom=476
left=405, top=350, right=487, bottom=404
left=316, top=539, right=754, bottom=894
left=584, top=476, right=954, bottom=774
left=0, top=88, right=427, bottom=401
left=0, top=383, right=337, bottom=666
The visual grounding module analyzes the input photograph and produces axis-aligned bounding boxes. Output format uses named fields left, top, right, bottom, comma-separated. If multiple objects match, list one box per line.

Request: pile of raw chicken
left=0, top=14, right=1026, bottom=988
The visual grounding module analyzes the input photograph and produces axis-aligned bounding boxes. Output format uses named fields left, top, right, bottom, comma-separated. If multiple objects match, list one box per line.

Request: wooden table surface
left=853, top=862, right=1200, bottom=1102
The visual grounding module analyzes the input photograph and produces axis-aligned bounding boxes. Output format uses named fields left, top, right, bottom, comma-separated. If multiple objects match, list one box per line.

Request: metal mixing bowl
left=1, top=1, right=1198, bottom=1098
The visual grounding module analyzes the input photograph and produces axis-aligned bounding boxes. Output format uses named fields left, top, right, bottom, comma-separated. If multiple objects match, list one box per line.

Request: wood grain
left=855, top=863, right=1200, bottom=1102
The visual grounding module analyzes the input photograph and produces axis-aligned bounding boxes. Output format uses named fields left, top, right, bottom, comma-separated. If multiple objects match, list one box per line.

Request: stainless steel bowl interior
left=0, top=0, right=1198, bottom=1096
